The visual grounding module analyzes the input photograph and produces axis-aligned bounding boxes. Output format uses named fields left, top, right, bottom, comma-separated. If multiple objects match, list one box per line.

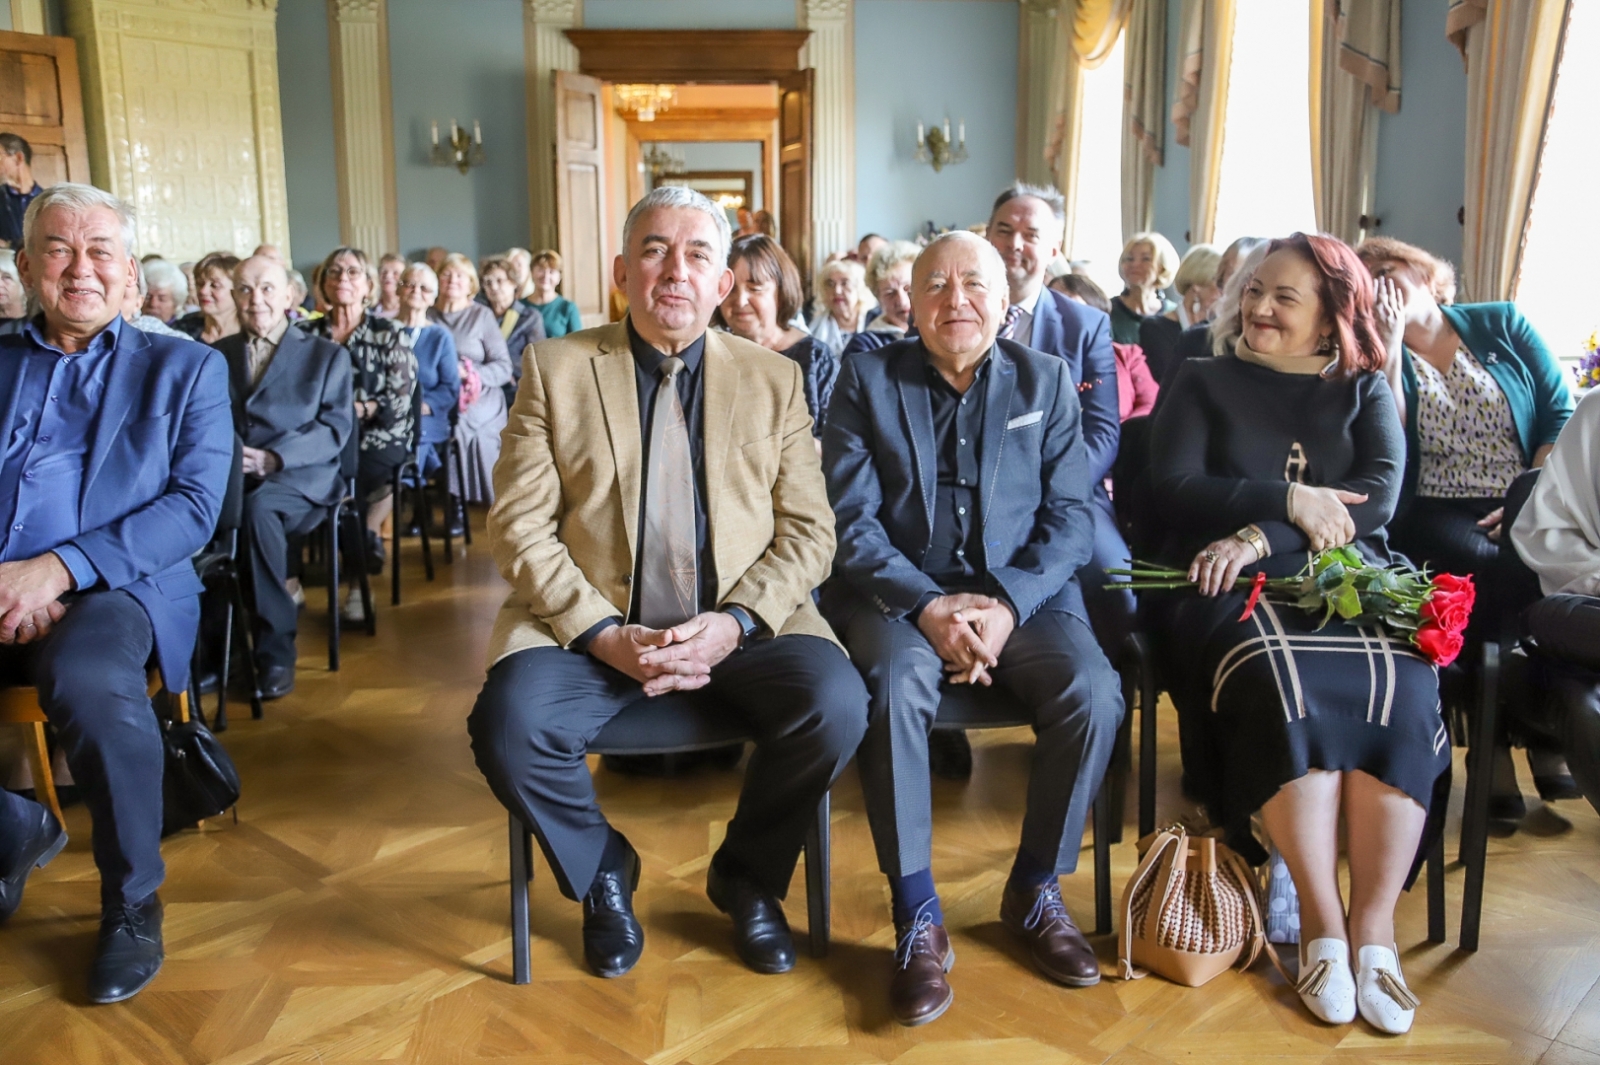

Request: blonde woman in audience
left=1109, top=231, right=1179, bottom=344
left=527, top=249, right=582, bottom=338
left=504, top=246, right=535, bottom=301
left=808, top=256, right=871, bottom=355
left=372, top=252, right=406, bottom=318
left=1139, top=244, right=1221, bottom=382
left=0, top=250, right=23, bottom=320
left=141, top=257, right=187, bottom=324
left=394, top=262, right=460, bottom=479
left=174, top=252, right=241, bottom=345
left=478, top=254, right=546, bottom=378
left=431, top=252, right=512, bottom=506
left=842, top=240, right=918, bottom=359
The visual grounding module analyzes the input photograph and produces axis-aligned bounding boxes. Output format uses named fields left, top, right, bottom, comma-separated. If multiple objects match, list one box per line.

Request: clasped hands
left=1189, top=484, right=1370, bottom=597
left=0, top=553, right=74, bottom=645
left=589, top=611, right=744, bottom=696
left=916, top=593, right=1015, bottom=686
left=241, top=446, right=282, bottom=479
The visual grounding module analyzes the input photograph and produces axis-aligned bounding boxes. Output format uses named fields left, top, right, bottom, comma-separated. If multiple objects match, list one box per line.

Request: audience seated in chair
left=466, top=186, right=868, bottom=982
left=1147, top=233, right=1445, bottom=1035
left=216, top=255, right=353, bottom=700
left=430, top=253, right=511, bottom=507
left=820, top=231, right=1123, bottom=1028
left=478, top=254, right=546, bottom=389
left=840, top=239, right=918, bottom=360
left=0, top=183, right=232, bottom=1004
left=392, top=262, right=460, bottom=482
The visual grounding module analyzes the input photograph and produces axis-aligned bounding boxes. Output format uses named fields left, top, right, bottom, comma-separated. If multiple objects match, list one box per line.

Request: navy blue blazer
left=0, top=323, right=233, bottom=690
left=1027, top=288, right=1119, bottom=484
left=821, top=336, right=1095, bottom=626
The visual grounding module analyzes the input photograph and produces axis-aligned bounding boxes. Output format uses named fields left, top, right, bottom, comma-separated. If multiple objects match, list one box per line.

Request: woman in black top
left=1148, top=234, right=1444, bottom=1035
left=715, top=234, right=839, bottom=442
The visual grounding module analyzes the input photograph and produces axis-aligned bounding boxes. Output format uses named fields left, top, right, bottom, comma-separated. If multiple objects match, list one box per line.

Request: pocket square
left=1006, top=410, right=1044, bottom=430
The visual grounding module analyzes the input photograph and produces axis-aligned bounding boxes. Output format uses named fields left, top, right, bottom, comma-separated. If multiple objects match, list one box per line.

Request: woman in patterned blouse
left=306, top=246, right=418, bottom=620
left=1359, top=236, right=1576, bottom=816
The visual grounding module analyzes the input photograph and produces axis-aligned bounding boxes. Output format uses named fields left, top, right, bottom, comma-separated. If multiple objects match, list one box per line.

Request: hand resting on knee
left=590, top=611, right=744, bottom=697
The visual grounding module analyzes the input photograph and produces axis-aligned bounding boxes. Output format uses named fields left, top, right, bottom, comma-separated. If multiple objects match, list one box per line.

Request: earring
left=1317, top=334, right=1334, bottom=354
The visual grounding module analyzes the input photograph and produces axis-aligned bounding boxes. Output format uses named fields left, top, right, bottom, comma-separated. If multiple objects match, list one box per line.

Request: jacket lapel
left=84, top=323, right=151, bottom=502
left=895, top=341, right=937, bottom=540
left=591, top=323, right=642, bottom=568
left=249, top=324, right=304, bottom=406
left=1028, top=289, right=1059, bottom=351
left=700, top=330, right=741, bottom=541
left=979, top=345, right=1017, bottom=523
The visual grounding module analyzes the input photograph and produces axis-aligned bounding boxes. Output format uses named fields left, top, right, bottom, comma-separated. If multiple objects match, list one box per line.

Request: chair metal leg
left=351, top=507, right=376, bottom=637
left=804, top=791, right=830, bottom=958
left=452, top=441, right=473, bottom=547
left=214, top=591, right=233, bottom=732
left=1460, top=641, right=1499, bottom=951
left=229, top=572, right=265, bottom=719
left=23, top=720, right=63, bottom=829
left=327, top=514, right=341, bottom=672
left=511, top=813, right=534, bottom=985
left=417, top=476, right=435, bottom=581
left=1426, top=831, right=1446, bottom=944
left=1135, top=634, right=1159, bottom=839
left=391, top=469, right=404, bottom=607
left=1092, top=785, right=1113, bottom=935
left=441, top=442, right=455, bottom=562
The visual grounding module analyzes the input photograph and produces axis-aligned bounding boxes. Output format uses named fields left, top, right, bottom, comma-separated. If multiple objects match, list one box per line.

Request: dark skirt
left=1155, top=590, right=1450, bottom=864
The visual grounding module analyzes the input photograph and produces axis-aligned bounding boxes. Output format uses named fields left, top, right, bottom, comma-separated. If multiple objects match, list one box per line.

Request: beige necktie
left=637, top=356, right=698, bottom=629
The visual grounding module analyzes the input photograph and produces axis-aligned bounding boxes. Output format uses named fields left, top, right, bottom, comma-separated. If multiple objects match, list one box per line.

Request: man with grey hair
left=0, top=132, right=41, bottom=249
left=822, top=230, right=1122, bottom=1026
left=468, top=186, right=867, bottom=979
left=0, top=183, right=232, bottom=1003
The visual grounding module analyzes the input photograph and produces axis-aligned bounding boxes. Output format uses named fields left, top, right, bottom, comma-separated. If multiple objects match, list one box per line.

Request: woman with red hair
left=1147, top=234, right=1446, bottom=1035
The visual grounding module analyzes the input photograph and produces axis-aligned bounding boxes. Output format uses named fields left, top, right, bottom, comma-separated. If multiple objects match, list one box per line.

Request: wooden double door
left=0, top=30, right=89, bottom=194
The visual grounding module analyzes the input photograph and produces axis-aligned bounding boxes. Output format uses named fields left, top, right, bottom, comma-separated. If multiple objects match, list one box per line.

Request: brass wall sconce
left=430, top=120, right=486, bottom=174
left=915, top=118, right=968, bottom=172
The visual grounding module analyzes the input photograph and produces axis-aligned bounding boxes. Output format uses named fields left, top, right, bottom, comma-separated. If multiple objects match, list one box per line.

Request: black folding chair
left=320, top=428, right=375, bottom=671
left=192, top=433, right=263, bottom=730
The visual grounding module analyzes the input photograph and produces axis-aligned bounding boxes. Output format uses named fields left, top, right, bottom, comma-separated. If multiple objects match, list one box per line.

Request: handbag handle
left=1117, top=825, right=1186, bottom=980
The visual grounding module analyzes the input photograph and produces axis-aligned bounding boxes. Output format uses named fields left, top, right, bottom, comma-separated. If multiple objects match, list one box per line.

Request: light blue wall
left=276, top=0, right=341, bottom=272
left=583, top=0, right=796, bottom=29
left=386, top=0, right=529, bottom=262
left=855, top=0, right=1018, bottom=241
left=1149, top=0, right=1190, bottom=252
left=1372, top=0, right=1466, bottom=265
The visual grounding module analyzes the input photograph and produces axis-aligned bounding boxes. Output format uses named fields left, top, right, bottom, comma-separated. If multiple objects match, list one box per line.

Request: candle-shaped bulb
left=451, top=119, right=459, bottom=141
left=474, top=120, right=482, bottom=144
left=431, top=121, right=439, bottom=146
left=916, top=121, right=924, bottom=147
left=958, top=120, right=965, bottom=145
left=943, top=117, right=951, bottom=142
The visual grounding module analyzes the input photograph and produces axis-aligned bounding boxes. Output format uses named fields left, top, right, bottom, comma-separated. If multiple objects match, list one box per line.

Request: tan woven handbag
left=1117, top=824, right=1271, bottom=987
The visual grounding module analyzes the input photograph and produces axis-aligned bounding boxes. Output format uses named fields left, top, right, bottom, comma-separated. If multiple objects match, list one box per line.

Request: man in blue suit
left=821, top=233, right=1122, bottom=1026
left=0, top=184, right=231, bottom=1003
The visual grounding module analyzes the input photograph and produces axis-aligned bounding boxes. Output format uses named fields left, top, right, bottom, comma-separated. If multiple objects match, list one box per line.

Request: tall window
left=1211, top=0, right=1318, bottom=247
left=1515, top=0, right=1600, bottom=365
left=1067, top=32, right=1126, bottom=297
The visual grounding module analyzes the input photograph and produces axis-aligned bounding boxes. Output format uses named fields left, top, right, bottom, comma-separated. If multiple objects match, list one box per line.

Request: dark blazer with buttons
left=216, top=324, right=354, bottom=506
left=1028, top=287, right=1119, bottom=484
left=820, top=336, right=1096, bottom=628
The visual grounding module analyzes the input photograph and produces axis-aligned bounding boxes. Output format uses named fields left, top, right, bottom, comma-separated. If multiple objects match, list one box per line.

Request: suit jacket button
left=621, top=574, right=632, bottom=584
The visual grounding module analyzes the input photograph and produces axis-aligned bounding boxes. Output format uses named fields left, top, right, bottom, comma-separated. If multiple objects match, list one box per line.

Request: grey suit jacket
left=218, top=324, right=354, bottom=506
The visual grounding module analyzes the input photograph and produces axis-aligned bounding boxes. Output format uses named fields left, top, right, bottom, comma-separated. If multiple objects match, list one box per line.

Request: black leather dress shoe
left=88, top=896, right=164, bottom=1004
left=259, top=664, right=296, bottom=701
left=583, top=844, right=643, bottom=978
left=0, top=800, right=66, bottom=922
left=929, top=730, right=974, bottom=781
left=706, top=862, right=795, bottom=974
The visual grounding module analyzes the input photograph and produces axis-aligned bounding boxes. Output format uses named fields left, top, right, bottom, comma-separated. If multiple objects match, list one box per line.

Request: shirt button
left=38, top=435, right=49, bottom=443
left=958, top=478, right=967, bottom=486
left=11, top=523, right=21, bottom=531
left=959, top=438, right=967, bottom=445
left=958, top=506, right=966, bottom=515
left=23, top=471, right=33, bottom=480
left=955, top=549, right=965, bottom=557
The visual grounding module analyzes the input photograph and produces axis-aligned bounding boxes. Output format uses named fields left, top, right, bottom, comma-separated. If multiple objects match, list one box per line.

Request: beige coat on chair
left=485, top=320, right=840, bottom=668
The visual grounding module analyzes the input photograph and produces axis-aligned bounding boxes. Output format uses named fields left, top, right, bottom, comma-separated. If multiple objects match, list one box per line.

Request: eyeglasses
left=325, top=266, right=366, bottom=279
left=398, top=282, right=434, bottom=293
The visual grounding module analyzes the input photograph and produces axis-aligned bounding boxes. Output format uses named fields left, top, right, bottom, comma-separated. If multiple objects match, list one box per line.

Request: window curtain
left=1121, top=0, right=1167, bottom=239
left=1310, top=0, right=1400, bottom=245
left=1171, top=0, right=1235, bottom=244
left=1451, top=0, right=1569, bottom=301
left=1045, top=0, right=1133, bottom=251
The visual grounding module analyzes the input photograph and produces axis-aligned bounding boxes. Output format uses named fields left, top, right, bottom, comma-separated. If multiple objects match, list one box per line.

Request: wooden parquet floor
left=4, top=516, right=1600, bottom=1064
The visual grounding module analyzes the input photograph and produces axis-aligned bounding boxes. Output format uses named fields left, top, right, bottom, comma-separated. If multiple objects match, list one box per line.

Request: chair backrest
left=1499, top=467, right=1546, bottom=626
left=409, top=378, right=424, bottom=451
left=339, top=417, right=360, bottom=482
left=216, top=432, right=245, bottom=533
left=1110, top=414, right=1160, bottom=559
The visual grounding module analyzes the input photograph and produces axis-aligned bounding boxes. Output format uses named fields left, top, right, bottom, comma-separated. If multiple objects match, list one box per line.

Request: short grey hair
left=22, top=182, right=138, bottom=256
left=1209, top=240, right=1274, bottom=357
left=142, top=257, right=188, bottom=304
left=991, top=181, right=1066, bottom=225
left=400, top=260, right=439, bottom=292
left=621, top=185, right=732, bottom=265
left=865, top=239, right=920, bottom=293
left=915, top=231, right=1010, bottom=296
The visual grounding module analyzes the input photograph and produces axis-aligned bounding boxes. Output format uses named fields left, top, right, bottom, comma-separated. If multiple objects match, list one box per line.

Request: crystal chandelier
left=614, top=84, right=677, bottom=122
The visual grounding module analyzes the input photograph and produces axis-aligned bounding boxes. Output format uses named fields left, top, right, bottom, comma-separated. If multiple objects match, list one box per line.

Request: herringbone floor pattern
left=3, top=518, right=1599, bottom=1063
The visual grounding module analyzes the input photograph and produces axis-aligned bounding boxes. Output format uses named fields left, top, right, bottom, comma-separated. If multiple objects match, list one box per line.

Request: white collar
left=1012, top=285, right=1043, bottom=316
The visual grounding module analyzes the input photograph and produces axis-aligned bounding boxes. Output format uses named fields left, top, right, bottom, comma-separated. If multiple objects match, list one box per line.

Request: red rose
left=1421, top=574, right=1476, bottom=636
left=1414, top=621, right=1464, bottom=668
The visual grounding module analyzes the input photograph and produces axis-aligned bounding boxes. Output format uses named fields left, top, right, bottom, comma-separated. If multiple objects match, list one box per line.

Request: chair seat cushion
left=591, top=693, right=752, bottom=755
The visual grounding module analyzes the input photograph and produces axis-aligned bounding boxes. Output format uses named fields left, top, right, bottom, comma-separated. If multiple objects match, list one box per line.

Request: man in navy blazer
left=821, top=233, right=1122, bottom=1026
left=0, top=184, right=231, bottom=1003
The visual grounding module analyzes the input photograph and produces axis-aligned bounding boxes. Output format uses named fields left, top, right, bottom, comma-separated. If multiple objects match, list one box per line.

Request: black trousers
left=1525, top=594, right=1600, bottom=811
left=0, top=591, right=163, bottom=906
left=244, top=481, right=327, bottom=670
left=468, top=635, right=869, bottom=902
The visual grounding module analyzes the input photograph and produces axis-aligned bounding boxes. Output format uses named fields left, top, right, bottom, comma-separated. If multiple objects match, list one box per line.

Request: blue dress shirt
left=0, top=315, right=122, bottom=589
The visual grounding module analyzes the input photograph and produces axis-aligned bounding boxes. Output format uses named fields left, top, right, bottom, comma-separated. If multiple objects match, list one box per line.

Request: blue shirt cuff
left=52, top=545, right=98, bottom=591
left=570, top=616, right=620, bottom=654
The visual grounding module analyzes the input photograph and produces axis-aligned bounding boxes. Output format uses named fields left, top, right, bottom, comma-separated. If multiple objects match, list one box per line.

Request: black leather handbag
left=161, top=710, right=241, bottom=838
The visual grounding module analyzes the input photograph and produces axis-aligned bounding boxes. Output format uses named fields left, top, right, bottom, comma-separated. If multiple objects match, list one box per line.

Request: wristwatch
left=724, top=605, right=761, bottom=649
left=1233, top=524, right=1269, bottom=562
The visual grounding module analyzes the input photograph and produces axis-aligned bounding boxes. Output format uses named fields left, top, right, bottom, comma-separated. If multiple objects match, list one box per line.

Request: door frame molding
left=563, top=29, right=811, bottom=83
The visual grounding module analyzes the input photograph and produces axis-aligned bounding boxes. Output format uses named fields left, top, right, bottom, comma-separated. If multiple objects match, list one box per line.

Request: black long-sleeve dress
left=1147, top=354, right=1450, bottom=860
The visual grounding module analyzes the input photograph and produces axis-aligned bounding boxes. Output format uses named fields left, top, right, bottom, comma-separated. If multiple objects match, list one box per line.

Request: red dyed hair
left=1266, top=232, right=1386, bottom=377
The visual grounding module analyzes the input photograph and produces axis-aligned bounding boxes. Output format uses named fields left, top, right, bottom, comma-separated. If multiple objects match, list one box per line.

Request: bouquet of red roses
left=1110, top=546, right=1476, bottom=667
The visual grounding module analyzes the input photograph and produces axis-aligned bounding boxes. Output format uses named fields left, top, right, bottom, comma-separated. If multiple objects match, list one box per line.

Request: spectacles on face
left=325, top=265, right=366, bottom=279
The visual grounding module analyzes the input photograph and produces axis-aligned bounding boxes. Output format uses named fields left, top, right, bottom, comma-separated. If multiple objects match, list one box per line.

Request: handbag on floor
left=161, top=695, right=241, bottom=837
left=1117, top=823, right=1271, bottom=987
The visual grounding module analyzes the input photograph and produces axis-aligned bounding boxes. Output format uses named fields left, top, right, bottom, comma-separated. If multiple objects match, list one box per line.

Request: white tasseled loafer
left=1297, top=937, right=1356, bottom=1025
left=1355, top=944, right=1419, bottom=1034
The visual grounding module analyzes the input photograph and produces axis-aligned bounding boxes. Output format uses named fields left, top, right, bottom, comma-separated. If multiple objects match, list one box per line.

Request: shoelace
left=101, top=904, right=155, bottom=943
left=894, top=906, right=937, bottom=971
left=1022, top=882, right=1071, bottom=933
left=587, top=870, right=628, bottom=914
left=1373, top=968, right=1421, bottom=1010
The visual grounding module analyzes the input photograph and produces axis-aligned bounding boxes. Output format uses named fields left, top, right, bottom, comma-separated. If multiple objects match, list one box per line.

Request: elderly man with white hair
left=467, top=186, right=868, bottom=981
left=821, top=231, right=1123, bottom=1026
left=140, top=256, right=187, bottom=324
left=0, top=183, right=232, bottom=1003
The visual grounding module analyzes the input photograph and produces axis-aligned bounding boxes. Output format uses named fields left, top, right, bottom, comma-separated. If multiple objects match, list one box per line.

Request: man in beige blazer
left=468, top=187, right=868, bottom=980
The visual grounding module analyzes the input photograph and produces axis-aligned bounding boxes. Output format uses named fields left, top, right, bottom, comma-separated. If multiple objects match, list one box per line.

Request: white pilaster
left=524, top=0, right=581, bottom=253
left=328, top=0, right=398, bottom=255
left=9, top=0, right=46, bottom=33
left=798, top=0, right=852, bottom=272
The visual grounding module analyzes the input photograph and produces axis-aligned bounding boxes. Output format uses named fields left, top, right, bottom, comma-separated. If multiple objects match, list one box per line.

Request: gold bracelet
left=1234, top=524, right=1269, bottom=562
left=1285, top=483, right=1298, bottom=525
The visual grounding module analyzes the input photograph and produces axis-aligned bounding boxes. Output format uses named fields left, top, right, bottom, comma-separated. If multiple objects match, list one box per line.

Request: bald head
left=912, top=232, right=1009, bottom=366
left=234, top=254, right=293, bottom=337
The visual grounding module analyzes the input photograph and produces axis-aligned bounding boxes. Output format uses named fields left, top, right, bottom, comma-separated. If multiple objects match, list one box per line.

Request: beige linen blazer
left=485, top=320, right=839, bottom=666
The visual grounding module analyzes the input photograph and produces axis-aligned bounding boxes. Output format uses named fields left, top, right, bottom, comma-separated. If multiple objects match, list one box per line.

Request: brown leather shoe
left=1000, top=879, right=1101, bottom=986
left=890, top=914, right=955, bottom=1027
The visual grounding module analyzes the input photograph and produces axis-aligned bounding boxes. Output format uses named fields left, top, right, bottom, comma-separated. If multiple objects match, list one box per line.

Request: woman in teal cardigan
left=1360, top=236, right=1575, bottom=813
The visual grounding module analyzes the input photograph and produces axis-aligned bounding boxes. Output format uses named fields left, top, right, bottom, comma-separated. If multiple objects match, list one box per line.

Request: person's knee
left=802, top=658, right=870, bottom=755
left=467, top=660, right=586, bottom=780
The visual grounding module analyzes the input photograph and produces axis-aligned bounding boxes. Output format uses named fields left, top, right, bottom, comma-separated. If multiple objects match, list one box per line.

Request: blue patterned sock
left=889, top=869, right=943, bottom=927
